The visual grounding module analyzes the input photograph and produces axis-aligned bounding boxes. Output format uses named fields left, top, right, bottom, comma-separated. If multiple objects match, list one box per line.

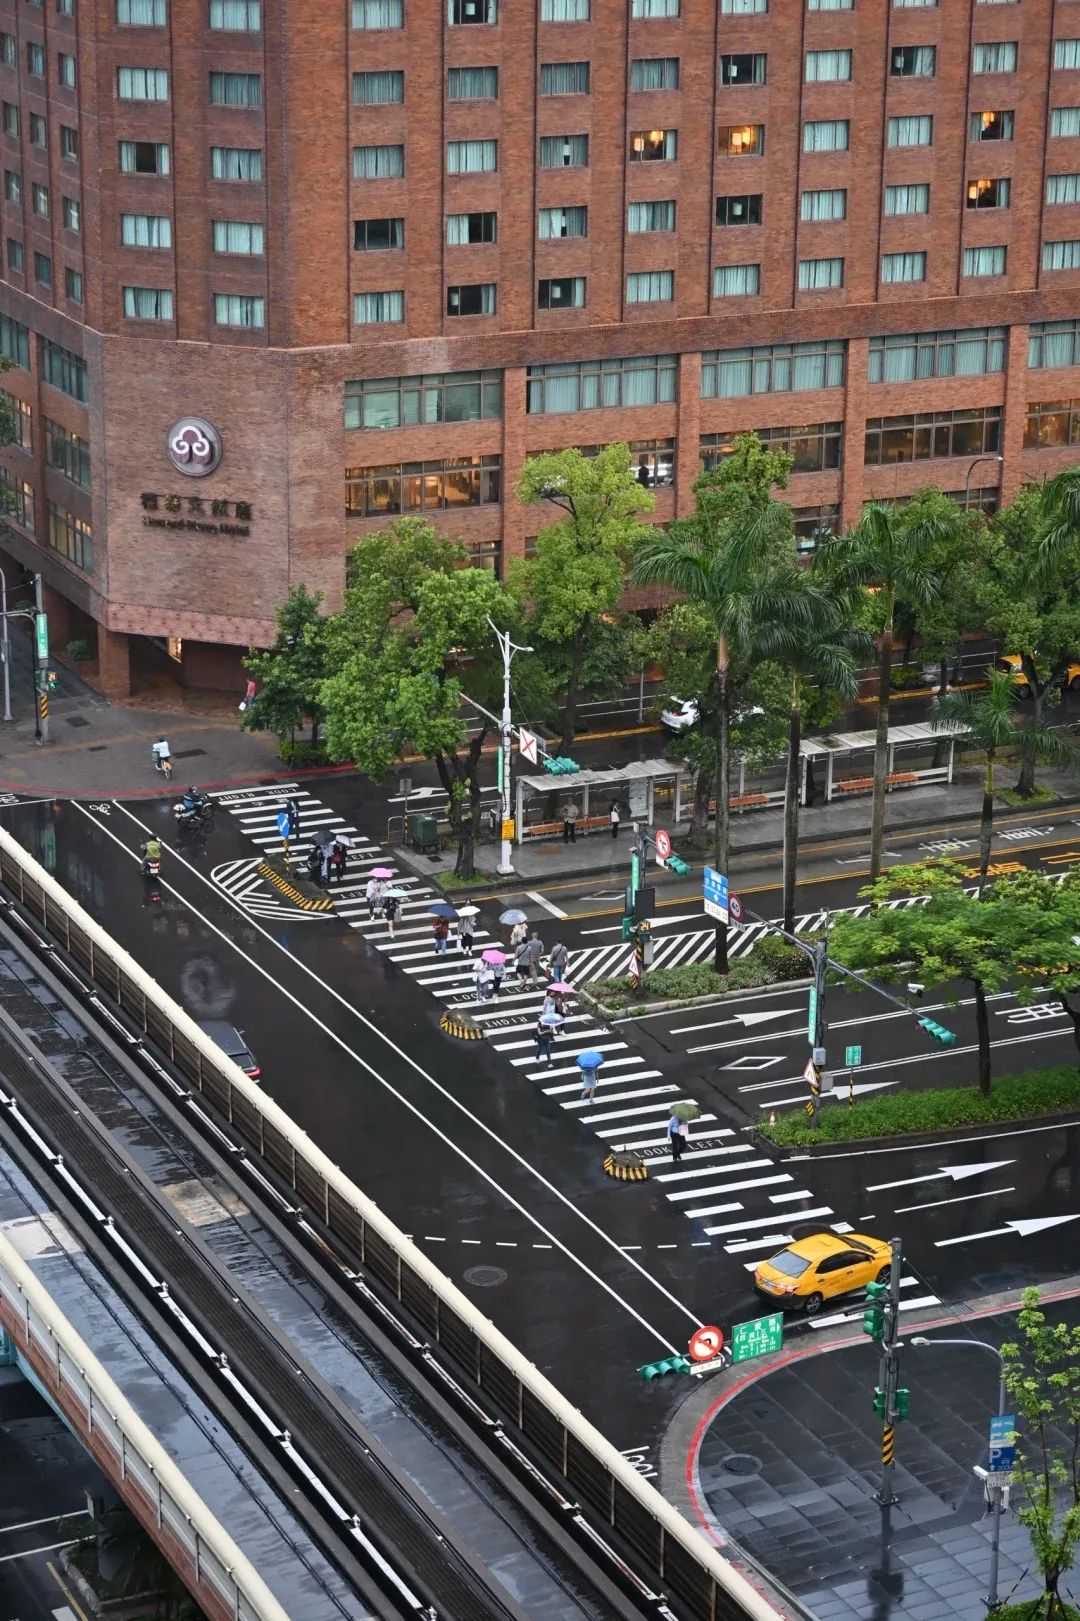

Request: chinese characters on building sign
left=140, top=492, right=252, bottom=537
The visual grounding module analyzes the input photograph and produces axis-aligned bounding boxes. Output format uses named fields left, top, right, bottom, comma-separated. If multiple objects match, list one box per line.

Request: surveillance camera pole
left=488, top=618, right=533, bottom=877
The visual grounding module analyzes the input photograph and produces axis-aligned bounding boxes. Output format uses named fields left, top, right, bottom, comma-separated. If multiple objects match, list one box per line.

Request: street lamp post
left=964, top=454, right=1005, bottom=509
left=909, top=1335, right=1008, bottom=1612
left=488, top=618, right=533, bottom=877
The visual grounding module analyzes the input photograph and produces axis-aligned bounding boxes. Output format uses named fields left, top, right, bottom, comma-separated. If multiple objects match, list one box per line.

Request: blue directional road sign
left=703, top=867, right=729, bottom=924
left=989, top=1413, right=1017, bottom=1474
left=276, top=810, right=291, bottom=839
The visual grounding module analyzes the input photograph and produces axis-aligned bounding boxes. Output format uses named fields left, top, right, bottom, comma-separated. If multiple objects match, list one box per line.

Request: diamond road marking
left=721, top=1054, right=786, bottom=1072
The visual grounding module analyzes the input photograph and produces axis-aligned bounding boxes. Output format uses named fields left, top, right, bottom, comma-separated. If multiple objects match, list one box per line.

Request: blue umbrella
left=429, top=902, right=459, bottom=919
left=576, top=1049, right=604, bottom=1070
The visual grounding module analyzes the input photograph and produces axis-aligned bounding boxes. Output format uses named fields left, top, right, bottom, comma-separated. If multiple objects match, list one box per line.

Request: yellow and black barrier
left=440, top=1011, right=483, bottom=1041
left=256, top=862, right=334, bottom=913
left=603, top=1150, right=648, bottom=1183
left=881, top=1426, right=895, bottom=1468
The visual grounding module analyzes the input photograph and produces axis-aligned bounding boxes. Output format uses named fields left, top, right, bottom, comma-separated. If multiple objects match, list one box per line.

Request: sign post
left=654, top=828, right=672, bottom=865
left=844, top=1043, right=862, bottom=1106
left=703, top=867, right=729, bottom=924
left=730, top=1313, right=784, bottom=1365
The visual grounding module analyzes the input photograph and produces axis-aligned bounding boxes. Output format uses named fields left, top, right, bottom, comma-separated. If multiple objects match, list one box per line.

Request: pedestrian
left=540, top=992, right=559, bottom=1023
left=578, top=1054, right=602, bottom=1100
left=286, top=798, right=300, bottom=840
left=240, top=676, right=256, bottom=712
left=383, top=892, right=399, bottom=938
left=562, top=802, right=579, bottom=844
left=509, top=919, right=528, bottom=951
left=534, top=1019, right=555, bottom=1066
left=610, top=803, right=621, bottom=840
left=330, top=839, right=348, bottom=886
left=523, top=930, right=545, bottom=985
left=474, top=957, right=493, bottom=1003
left=307, top=844, right=323, bottom=884
left=459, top=913, right=476, bottom=955
left=491, top=958, right=505, bottom=998
left=372, top=877, right=386, bottom=917
left=433, top=916, right=450, bottom=955
left=514, top=937, right=530, bottom=980
left=319, top=837, right=334, bottom=888
left=549, top=940, right=569, bottom=981
left=667, top=1112, right=688, bottom=1164
left=365, top=876, right=379, bottom=920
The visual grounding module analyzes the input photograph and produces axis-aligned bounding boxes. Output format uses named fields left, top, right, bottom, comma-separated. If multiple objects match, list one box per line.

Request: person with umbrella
left=433, top=915, right=450, bottom=955
left=577, top=1048, right=603, bottom=1100
left=482, top=947, right=506, bottom=997
left=668, top=1101, right=700, bottom=1164
left=534, top=1016, right=556, bottom=1066
left=365, top=874, right=380, bottom=920
left=457, top=905, right=478, bottom=955
left=369, top=867, right=393, bottom=919
left=502, top=908, right=528, bottom=949
left=329, top=831, right=350, bottom=885
left=474, top=954, right=494, bottom=1003
left=546, top=979, right=572, bottom=1016
left=383, top=888, right=402, bottom=938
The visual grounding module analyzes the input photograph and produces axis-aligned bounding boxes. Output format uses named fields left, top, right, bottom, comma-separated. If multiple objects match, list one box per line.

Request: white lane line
left=653, top=1149, right=757, bottom=1179
left=671, top=1174, right=794, bottom=1204
left=891, top=1185, right=1016, bottom=1216
left=542, top=1071, right=663, bottom=1095
left=561, top=1085, right=680, bottom=1110
left=527, top=889, right=569, bottom=920
left=579, top=1099, right=697, bottom=1125
left=771, top=1189, right=818, bottom=1203
left=705, top=1206, right=833, bottom=1237
left=810, top=1294, right=941, bottom=1329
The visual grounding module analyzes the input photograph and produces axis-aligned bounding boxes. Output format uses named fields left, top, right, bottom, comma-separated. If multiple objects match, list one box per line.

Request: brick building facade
left=0, top=0, right=1078, bottom=692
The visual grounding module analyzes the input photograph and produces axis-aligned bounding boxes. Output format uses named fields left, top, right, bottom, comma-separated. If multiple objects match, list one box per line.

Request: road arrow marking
left=936, top=1213, right=1080, bottom=1248
left=892, top=1185, right=1015, bottom=1216
left=867, top=1159, right=1015, bottom=1193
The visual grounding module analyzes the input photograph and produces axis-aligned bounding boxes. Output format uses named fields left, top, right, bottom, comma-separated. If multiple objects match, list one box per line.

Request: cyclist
left=152, top=737, right=172, bottom=779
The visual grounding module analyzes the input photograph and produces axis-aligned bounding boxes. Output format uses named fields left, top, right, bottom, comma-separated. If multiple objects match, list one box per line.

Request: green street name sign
left=844, top=1045, right=863, bottom=1067
left=807, top=986, right=818, bottom=1044
left=730, top=1312, right=784, bottom=1365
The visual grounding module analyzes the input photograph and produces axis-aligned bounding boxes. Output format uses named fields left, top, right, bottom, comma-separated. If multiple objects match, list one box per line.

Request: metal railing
left=0, top=1225, right=288, bottom=1621
left=0, top=826, right=793, bottom=1621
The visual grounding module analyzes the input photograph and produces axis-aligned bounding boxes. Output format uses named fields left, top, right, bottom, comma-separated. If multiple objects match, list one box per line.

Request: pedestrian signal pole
left=488, top=618, right=532, bottom=877
left=865, top=1235, right=905, bottom=1507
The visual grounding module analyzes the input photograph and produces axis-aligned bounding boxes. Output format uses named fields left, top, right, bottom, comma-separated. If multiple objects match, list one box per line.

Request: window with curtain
left=123, top=285, right=173, bottom=319
left=447, top=139, right=497, bottom=172
left=353, top=70, right=404, bottom=104
left=65, top=270, right=83, bottom=304
left=447, top=282, right=497, bottom=315
left=345, top=372, right=503, bottom=429
left=117, top=0, right=166, bottom=22
left=354, top=290, right=404, bottom=323
left=809, top=0, right=852, bottom=9
left=631, top=0, right=678, bottom=13
left=972, top=109, right=1014, bottom=140
left=800, top=188, right=846, bottom=221
left=887, top=115, right=932, bottom=146
left=448, top=67, right=498, bottom=98
left=29, top=114, right=45, bottom=148
left=210, top=1, right=261, bottom=28
left=209, top=72, right=262, bottom=105
left=627, top=199, right=675, bottom=232
left=891, top=45, right=936, bottom=77
left=58, top=54, right=77, bottom=88
left=353, top=0, right=403, bottom=25
left=966, top=176, right=1009, bottom=208
left=893, top=0, right=936, bottom=6
left=1029, top=321, right=1080, bottom=368
left=805, top=49, right=851, bottom=82
left=884, top=183, right=930, bottom=215
left=719, top=53, right=766, bottom=86
left=5, top=241, right=22, bottom=273
left=538, top=205, right=587, bottom=238
left=798, top=256, right=843, bottom=289
left=540, top=61, right=590, bottom=94
left=627, top=269, right=674, bottom=302
left=211, top=147, right=263, bottom=181
left=213, top=220, right=265, bottom=254
left=1047, top=173, right=1080, bottom=205
left=118, top=66, right=169, bottom=99
left=1052, top=107, right=1080, bottom=137
left=881, top=251, right=926, bottom=282
left=720, top=0, right=766, bottom=12
left=630, top=57, right=679, bottom=90
left=1024, top=400, right=1080, bottom=451
left=0, top=317, right=30, bottom=371
left=449, top=0, right=497, bottom=19
left=3, top=175, right=18, bottom=206
left=31, top=184, right=48, bottom=218
left=540, top=134, right=588, bottom=166
left=61, top=127, right=79, bottom=161
left=64, top=198, right=80, bottom=232
left=803, top=119, right=849, bottom=152
left=973, top=42, right=1017, bottom=73
left=121, top=213, right=171, bottom=247
left=869, top=328, right=1005, bottom=382
left=718, top=125, right=763, bottom=155
left=1056, top=41, right=1080, bottom=71
left=119, top=141, right=170, bottom=174
left=353, top=145, right=405, bottom=178
left=701, top=340, right=846, bottom=398
left=526, top=355, right=677, bottom=413
left=539, top=276, right=586, bottom=308
left=26, top=42, right=44, bottom=75
left=630, top=127, right=677, bottom=159
left=214, top=293, right=265, bottom=327
left=963, top=244, right=1006, bottom=276
left=542, top=0, right=590, bottom=16
left=712, top=263, right=759, bottom=296
left=1043, top=239, right=1080, bottom=271
left=447, top=211, right=497, bottom=243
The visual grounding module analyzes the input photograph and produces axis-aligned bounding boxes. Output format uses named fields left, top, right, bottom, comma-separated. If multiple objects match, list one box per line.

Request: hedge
left=995, top=1603, right=1080, bottom=1621
left=761, top=1065, right=1080, bottom=1146
left=591, top=932, right=808, bottom=1009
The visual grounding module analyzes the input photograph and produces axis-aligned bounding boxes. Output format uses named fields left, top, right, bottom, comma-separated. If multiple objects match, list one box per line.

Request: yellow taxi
left=999, top=652, right=1080, bottom=696
left=753, top=1231, right=892, bottom=1316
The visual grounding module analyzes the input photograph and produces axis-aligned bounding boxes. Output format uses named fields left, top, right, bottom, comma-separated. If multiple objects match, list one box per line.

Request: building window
left=720, top=0, right=766, bottom=11
left=0, top=469, right=34, bottom=532
left=354, top=290, right=404, bottom=323
left=894, top=0, right=937, bottom=6
left=353, top=144, right=404, bottom=178
left=209, top=71, right=262, bottom=106
left=718, top=124, right=763, bottom=156
left=214, top=292, right=265, bottom=327
left=539, top=205, right=587, bottom=238
left=884, top=183, right=929, bottom=215
left=1029, top=320, right=1080, bottom=367
left=540, top=133, right=588, bottom=167
left=31, top=183, right=49, bottom=219
left=121, top=212, right=171, bottom=246
left=118, top=66, right=169, bottom=99
left=0, top=32, right=15, bottom=63
left=64, top=267, right=82, bottom=302
left=447, top=210, right=497, bottom=243
left=214, top=219, right=265, bottom=254
left=805, top=49, right=851, bottom=82
left=210, top=0, right=262, bottom=28
left=34, top=253, right=52, bottom=287
left=1055, top=40, right=1080, bottom=71
left=1046, top=173, right=1080, bottom=205
left=117, top=0, right=166, bottom=21
left=448, top=0, right=496, bottom=20
left=973, top=109, right=1014, bottom=141
left=57, top=0, right=76, bottom=13
left=803, top=119, right=848, bottom=152
left=27, top=42, right=45, bottom=76
left=58, top=52, right=76, bottom=86
left=46, top=422, right=90, bottom=487
left=881, top=250, right=926, bottom=282
left=47, top=502, right=93, bottom=572
left=966, top=176, right=1009, bottom=209
left=792, top=505, right=841, bottom=550
left=62, top=197, right=79, bottom=231
left=353, top=0, right=403, bottom=25
left=5, top=239, right=21, bottom=272
left=891, top=45, right=935, bottom=77
left=352, top=70, right=404, bottom=104
left=800, top=188, right=846, bottom=221
left=719, top=53, right=765, bottom=86
left=1, top=104, right=17, bottom=138
left=447, top=281, right=496, bottom=315
left=809, top=0, right=852, bottom=8
left=123, top=284, right=172, bottom=319
left=712, top=263, right=759, bottom=296
left=702, top=423, right=842, bottom=473
left=973, top=42, right=1017, bottom=73
left=887, top=115, right=932, bottom=147
left=447, top=139, right=497, bottom=172
left=527, top=353, right=677, bottom=413
left=29, top=114, right=46, bottom=149
left=448, top=66, right=498, bottom=98
left=628, top=199, right=676, bottom=232
left=345, top=370, right=503, bottom=429
left=119, top=140, right=169, bottom=174
left=798, top=256, right=843, bottom=290
left=2, top=392, right=30, bottom=449
left=630, top=127, right=677, bottom=160
left=627, top=268, right=673, bottom=301
left=540, top=61, right=589, bottom=94
left=542, top=0, right=589, bottom=14
left=1024, top=399, right=1080, bottom=449
left=702, top=340, right=845, bottom=398
left=870, top=327, right=1006, bottom=382
left=558, top=440, right=674, bottom=486
left=632, top=56, right=680, bottom=90
left=61, top=127, right=78, bottom=160
left=631, top=0, right=678, bottom=14
left=1043, top=239, right=1080, bottom=271
left=3, top=172, right=17, bottom=203
left=714, top=193, right=762, bottom=226
left=865, top=407, right=1001, bottom=464
left=1052, top=107, right=1080, bottom=138
left=539, top=275, right=586, bottom=307
left=346, top=455, right=501, bottom=517
left=211, top=146, right=262, bottom=180
left=352, top=217, right=403, bottom=251
left=0, top=316, right=28, bottom=368
left=41, top=338, right=86, bottom=399
left=963, top=244, right=1006, bottom=276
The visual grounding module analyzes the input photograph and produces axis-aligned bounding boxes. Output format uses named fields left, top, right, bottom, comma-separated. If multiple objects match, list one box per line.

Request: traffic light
left=621, top=915, right=634, bottom=941
left=894, top=1387, right=911, bottom=1421
left=918, top=1016, right=958, bottom=1046
left=863, top=1280, right=888, bottom=1341
left=543, top=755, right=579, bottom=775
left=666, top=854, right=691, bottom=876
left=638, top=1355, right=691, bottom=1380
left=872, top=1386, right=887, bottom=1418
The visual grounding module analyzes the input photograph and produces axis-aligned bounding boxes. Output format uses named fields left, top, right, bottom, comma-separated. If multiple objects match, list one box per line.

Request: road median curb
left=579, top=977, right=813, bottom=1021
left=760, top=1103, right=1080, bottom=1158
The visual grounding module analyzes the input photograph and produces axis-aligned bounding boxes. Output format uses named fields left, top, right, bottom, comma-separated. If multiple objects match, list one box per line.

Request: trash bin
left=410, top=812, right=439, bottom=854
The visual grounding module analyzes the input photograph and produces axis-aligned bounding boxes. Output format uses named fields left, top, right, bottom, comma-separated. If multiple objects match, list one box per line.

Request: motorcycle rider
left=178, top=785, right=210, bottom=820
left=141, top=836, right=162, bottom=876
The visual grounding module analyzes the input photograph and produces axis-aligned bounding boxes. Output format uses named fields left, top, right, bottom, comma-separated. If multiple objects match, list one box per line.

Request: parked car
left=660, top=696, right=700, bottom=732
left=197, top=1019, right=261, bottom=1081
left=998, top=652, right=1080, bottom=696
left=753, top=1231, right=892, bottom=1315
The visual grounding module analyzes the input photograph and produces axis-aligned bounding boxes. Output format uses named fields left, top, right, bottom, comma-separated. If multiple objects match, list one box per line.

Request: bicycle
left=152, top=739, right=173, bottom=781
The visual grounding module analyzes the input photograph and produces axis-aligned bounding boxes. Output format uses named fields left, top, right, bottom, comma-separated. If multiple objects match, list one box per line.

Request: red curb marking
left=0, top=760, right=359, bottom=803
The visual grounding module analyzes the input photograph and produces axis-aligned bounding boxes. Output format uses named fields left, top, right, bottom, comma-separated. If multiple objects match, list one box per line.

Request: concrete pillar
left=95, top=627, right=132, bottom=699
left=675, top=352, right=702, bottom=520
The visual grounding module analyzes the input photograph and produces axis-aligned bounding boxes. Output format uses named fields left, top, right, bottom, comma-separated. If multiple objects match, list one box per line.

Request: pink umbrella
left=370, top=866, right=394, bottom=879
left=482, top=948, right=506, bottom=965
left=547, top=980, right=573, bottom=994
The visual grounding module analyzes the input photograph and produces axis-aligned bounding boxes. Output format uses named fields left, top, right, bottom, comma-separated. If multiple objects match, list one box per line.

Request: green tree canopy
left=242, top=584, right=329, bottom=748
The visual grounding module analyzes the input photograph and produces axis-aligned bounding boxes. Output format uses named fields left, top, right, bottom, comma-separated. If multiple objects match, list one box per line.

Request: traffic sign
left=844, top=1044, right=863, bottom=1067
left=276, top=810, right=291, bottom=838
left=655, top=828, right=672, bottom=861
left=729, top=892, right=744, bottom=925
left=688, top=1324, right=724, bottom=1363
left=807, top=985, right=818, bottom=1043
left=34, top=612, right=48, bottom=661
left=989, top=1413, right=1017, bottom=1474
left=703, top=867, right=729, bottom=924
left=730, top=1313, right=783, bottom=1364
left=518, top=728, right=539, bottom=765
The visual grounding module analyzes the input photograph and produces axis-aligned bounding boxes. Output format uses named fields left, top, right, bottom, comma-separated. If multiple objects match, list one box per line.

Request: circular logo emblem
left=167, top=417, right=222, bottom=479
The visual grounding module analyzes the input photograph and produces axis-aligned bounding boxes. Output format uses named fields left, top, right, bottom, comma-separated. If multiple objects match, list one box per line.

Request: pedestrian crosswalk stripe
left=704, top=1206, right=834, bottom=1238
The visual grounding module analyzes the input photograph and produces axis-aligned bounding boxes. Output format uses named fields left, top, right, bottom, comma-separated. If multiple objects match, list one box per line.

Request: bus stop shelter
left=515, top=759, right=689, bottom=841
left=799, top=720, right=966, bottom=804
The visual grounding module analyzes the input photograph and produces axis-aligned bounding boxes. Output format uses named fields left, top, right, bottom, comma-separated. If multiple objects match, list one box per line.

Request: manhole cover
left=463, top=1264, right=507, bottom=1288
left=65, top=715, right=89, bottom=728
left=722, top=1454, right=761, bottom=1478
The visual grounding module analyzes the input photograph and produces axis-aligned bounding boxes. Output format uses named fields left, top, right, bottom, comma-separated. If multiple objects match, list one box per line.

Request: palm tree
left=1034, top=463, right=1080, bottom=579
left=819, top=502, right=959, bottom=878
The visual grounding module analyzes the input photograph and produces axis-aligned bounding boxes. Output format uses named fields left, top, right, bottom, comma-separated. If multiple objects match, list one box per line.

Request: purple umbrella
left=481, top=948, right=506, bottom=965
left=547, top=980, right=573, bottom=994
left=370, top=866, right=394, bottom=879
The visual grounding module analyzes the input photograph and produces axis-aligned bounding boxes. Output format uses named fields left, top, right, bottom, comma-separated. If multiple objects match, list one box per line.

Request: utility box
left=409, top=813, right=439, bottom=853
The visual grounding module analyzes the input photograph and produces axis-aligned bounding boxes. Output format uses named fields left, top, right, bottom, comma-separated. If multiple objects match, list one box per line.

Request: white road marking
left=704, top=1206, right=833, bottom=1237
left=527, top=889, right=569, bottom=919
left=866, top=1159, right=1015, bottom=1193
left=891, top=1185, right=1016, bottom=1215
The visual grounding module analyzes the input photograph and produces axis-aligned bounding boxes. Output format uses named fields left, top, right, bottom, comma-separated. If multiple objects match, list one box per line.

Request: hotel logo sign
left=167, top=417, right=223, bottom=479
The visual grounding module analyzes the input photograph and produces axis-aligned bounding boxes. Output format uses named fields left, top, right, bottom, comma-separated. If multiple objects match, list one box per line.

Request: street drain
left=463, top=1264, right=507, bottom=1288
left=722, top=1454, right=761, bottom=1478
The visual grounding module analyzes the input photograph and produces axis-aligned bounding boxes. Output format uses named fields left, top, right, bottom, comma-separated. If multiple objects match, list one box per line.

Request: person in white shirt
left=151, top=737, right=171, bottom=776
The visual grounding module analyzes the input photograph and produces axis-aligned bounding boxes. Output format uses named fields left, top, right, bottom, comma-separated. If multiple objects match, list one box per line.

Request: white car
left=660, top=696, right=700, bottom=732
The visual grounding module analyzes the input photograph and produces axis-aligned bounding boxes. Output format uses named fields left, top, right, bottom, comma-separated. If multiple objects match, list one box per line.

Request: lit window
left=718, top=124, right=763, bottom=156
left=630, top=127, right=677, bottom=160
left=966, top=177, right=1009, bottom=208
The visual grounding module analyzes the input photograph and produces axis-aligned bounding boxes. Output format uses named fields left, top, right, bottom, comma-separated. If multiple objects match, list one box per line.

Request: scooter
left=173, top=795, right=214, bottom=829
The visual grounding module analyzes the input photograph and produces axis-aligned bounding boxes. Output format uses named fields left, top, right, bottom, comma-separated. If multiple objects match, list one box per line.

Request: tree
left=1000, top=1288, right=1080, bottom=1620
left=320, top=520, right=519, bottom=877
left=818, top=500, right=961, bottom=878
left=992, top=867, right=1080, bottom=1059
left=512, top=445, right=654, bottom=752
left=242, top=584, right=329, bottom=749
